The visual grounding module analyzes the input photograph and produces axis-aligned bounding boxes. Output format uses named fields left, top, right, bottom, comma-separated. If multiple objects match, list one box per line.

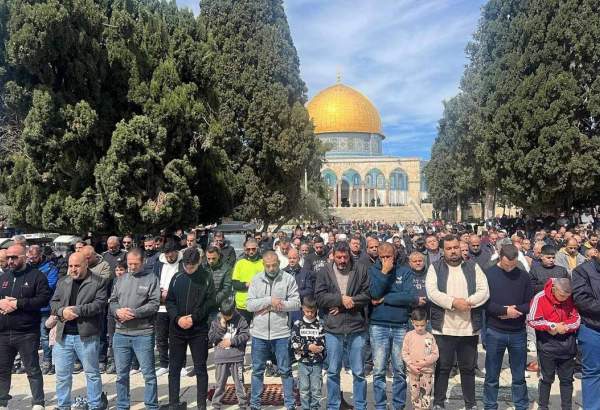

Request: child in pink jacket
left=402, top=308, right=439, bottom=409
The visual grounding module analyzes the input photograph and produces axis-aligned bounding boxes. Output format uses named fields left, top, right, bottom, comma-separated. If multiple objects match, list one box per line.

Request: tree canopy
left=0, top=0, right=322, bottom=233
left=426, top=0, right=600, bottom=216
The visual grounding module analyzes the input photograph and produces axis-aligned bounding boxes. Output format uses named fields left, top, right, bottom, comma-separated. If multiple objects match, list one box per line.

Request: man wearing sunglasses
left=231, top=239, right=264, bottom=325
left=0, top=244, right=51, bottom=410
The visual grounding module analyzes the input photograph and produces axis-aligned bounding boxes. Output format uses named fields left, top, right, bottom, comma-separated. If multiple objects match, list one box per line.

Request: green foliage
left=200, top=0, right=322, bottom=227
left=428, top=0, right=600, bottom=214
left=0, top=0, right=322, bottom=233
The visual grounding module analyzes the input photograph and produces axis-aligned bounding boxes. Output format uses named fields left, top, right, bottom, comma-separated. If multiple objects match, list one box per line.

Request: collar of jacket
left=63, top=269, right=94, bottom=285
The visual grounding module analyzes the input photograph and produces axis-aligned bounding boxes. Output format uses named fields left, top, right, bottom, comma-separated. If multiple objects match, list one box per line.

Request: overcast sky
left=177, top=0, right=487, bottom=159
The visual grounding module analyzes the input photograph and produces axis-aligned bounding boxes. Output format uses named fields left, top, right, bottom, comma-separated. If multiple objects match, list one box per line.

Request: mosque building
left=306, top=78, right=431, bottom=222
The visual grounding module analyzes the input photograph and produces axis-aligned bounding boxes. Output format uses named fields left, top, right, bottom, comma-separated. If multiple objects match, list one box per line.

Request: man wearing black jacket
left=165, top=248, right=216, bottom=410
left=572, top=255, right=600, bottom=410
left=315, top=241, right=370, bottom=410
left=0, top=245, right=51, bottom=410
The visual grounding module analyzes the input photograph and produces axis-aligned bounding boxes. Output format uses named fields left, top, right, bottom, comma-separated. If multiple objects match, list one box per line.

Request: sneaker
left=474, top=367, right=486, bottom=379
left=100, top=392, right=108, bottom=410
left=105, top=362, right=116, bottom=374
left=527, top=341, right=537, bottom=352
left=73, top=395, right=88, bottom=409
left=180, top=367, right=189, bottom=377
left=186, top=367, right=196, bottom=377
left=73, top=362, right=83, bottom=374
left=156, top=367, right=169, bottom=377
left=130, top=367, right=141, bottom=375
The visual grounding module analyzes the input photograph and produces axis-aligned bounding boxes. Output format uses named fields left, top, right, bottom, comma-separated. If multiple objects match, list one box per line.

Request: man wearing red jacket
left=527, top=278, right=580, bottom=410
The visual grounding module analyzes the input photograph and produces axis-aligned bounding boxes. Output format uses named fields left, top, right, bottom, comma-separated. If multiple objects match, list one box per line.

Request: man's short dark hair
left=213, top=231, right=224, bottom=239
left=220, top=297, right=236, bottom=316
left=442, top=234, right=458, bottom=244
left=541, top=245, right=557, bottom=256
left=499, top=244, right=519, bottom=261
left=163, top=239, right=179, bottom=254
left=313, top=236, right=324, bottom=244
left=333, top=241, right=351, bottom=256
left=206, top=246, right=221, bottom=256
left=302, top=295, right=317, bottom=310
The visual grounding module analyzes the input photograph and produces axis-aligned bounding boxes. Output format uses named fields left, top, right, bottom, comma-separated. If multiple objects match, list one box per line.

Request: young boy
left=208, top=298, right=250, bottom=410
left=402, top=308, right=439, bottom=410
left=291, top=296, right=325, bottom=410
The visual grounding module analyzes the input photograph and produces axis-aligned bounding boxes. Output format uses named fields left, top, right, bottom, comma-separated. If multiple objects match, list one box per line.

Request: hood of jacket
left=159, top=251, right=182, bottom=266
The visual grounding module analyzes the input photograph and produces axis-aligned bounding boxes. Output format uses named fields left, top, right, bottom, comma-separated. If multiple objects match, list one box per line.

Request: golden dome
left=307, top=83, right=382, bottom=134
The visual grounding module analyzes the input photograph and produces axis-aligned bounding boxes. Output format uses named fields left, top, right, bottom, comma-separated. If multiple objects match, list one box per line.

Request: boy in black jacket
left=208, top=298, right=250, bottom=410
left=165, top=248, right=216, bottom=410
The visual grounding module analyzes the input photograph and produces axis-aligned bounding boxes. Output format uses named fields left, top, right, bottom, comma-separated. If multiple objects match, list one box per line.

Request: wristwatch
left=549, top=323, right=557, bottom=330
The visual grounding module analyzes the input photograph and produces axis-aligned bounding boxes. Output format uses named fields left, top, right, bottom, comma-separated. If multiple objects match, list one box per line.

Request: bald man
left=82, top=245, right=111, bottom=279
left=102, top=236, right=127, bottom=275
left=0, top=245, right=51, bottom=410
left=284, top=248, right=314, bottom=323
left=51, top=252, right=109, bottom=410
left=556, top=238, right=586, bottom=275
left=247, top=251, right=300, bottom=410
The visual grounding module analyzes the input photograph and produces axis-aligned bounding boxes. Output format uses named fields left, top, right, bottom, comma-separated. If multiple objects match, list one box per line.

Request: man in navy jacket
left=369, top=242, right=416, bottom=410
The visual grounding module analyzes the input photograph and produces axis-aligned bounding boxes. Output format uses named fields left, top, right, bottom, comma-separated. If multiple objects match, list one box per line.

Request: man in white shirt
left=426, top=235, right=489, bottom=410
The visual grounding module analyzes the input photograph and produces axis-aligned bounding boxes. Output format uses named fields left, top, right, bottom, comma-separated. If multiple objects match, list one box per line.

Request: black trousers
left=433, top=334, right=478, bottom=408
left=0, top=331, right=44, bottom=407
left=156, top=312, right=170, bottom=368
left=168, top=331, right=209, bottom=407
left=538, top=351, right=575, bottom=410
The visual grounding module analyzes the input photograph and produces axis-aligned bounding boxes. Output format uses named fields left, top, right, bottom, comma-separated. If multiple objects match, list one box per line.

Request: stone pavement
left=6, top=347, right=582, bottom=409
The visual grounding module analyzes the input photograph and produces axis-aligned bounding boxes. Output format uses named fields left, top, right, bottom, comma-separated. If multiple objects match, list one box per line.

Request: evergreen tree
left=201, top=0, right=322, bottom=228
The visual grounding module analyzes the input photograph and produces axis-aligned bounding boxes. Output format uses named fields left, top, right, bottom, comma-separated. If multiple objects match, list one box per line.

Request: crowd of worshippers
left=0, top=221, right=599, bottom=410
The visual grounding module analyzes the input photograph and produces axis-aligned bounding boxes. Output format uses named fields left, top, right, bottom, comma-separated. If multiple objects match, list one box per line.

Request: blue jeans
left=40, top=313, right=52, bottom=364
left=250, top=337, right=294, bottom=409
left=113, top=333, right=158, bottom=410
left=483, top=327, right=528, bottom=410
left=325, top=332, right=367, bottom=410
left=53, top=334, right=102, bottom=410
left=579, top=324, right=600, bottom=410
left=298, top=362, right=322, bottom=410
left=370, top=324, right=407, bottom=410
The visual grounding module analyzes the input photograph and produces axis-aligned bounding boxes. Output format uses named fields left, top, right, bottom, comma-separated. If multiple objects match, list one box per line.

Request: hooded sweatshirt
left=208, top=311, right=250, bottom=364
left=154, top=252, right=183, bottom=313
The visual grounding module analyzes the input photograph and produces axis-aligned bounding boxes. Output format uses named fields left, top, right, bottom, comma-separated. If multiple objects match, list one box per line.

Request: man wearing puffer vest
left=246, top=251, right=300, bottom=410
left=425, top=234, right=489, bottom=410
left=369, top=242, right=416, bottom=410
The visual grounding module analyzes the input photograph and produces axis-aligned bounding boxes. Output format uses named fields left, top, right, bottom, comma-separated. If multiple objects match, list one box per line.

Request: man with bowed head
left=246, top=251, right=300, bottom=410
left=315, top=241, right=371, bottom=410
left=51, top=252, right=109, bottom=410
left=426, top=235, right=490, bottom=410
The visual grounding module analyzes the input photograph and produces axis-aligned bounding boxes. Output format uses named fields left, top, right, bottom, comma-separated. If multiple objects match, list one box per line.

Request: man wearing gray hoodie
left=110, top=248, right=160, bottom=410
left=246, top=251, right=300, bottom=410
